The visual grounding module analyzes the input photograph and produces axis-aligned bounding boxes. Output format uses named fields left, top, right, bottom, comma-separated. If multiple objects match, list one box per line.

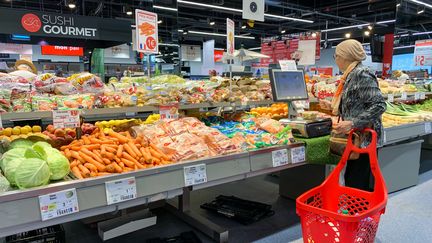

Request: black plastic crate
left=146, top=231, right=202, bottom=243
left=201, top=195, right=275, bottom=225
left=6, top=225, right=65, bottom=243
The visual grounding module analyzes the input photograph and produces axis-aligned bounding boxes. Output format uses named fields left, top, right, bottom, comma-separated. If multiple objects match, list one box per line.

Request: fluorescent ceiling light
left=322, top=19, right=395, bottom=33
left=178, top=29, right=184, bottom=32
left=157, top=20, right=163, bottom=24
left=320, top=37, right=345, bottom=42
left=394, top=45, right=415, bottom=49
left=397, top=3, right=401, bottom=7
left=159, top=43, right=180, bottom=47
left=413, top=31, right=432, bottom=35
left=417, top=9, right=425, bottom=14
left=177, top=0, right=313, bottom=23
left=407, top=0, right=432, bottom=9
left=153, top=5, right=178, bottom=11
left=249, top=47, right=261, bottom=50
left=188, top=30, right=255, bottom=39
left=215, top=48, right=225, bottom=50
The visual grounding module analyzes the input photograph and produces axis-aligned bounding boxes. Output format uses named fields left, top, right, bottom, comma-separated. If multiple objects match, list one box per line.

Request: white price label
left=414, top=92, right=420, bottom=100
left=39, top=188, right=79, bottom=221
left=387, top=94, right=394, bottom=103
left=425, top=123, right=432, bottom=134
left=383, top=131, right=387, bottom=144
left=52, top=110, right=80, bottom=129
left=105, top=177, right=137, bottom=205
left=401, top=92, right=407, bottom=100
left=291, top=146, right=306, bottom=164
left=0, top=114, right=3, bottom=130
left=272, top=149, right=289, bottom=167
left=184, top=164, right=207, bottom=186
left=420, top=92, right=426, bottom=100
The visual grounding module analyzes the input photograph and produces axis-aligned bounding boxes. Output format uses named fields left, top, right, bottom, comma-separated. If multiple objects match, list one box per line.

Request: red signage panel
left=41, top=45, right=84, bottom=56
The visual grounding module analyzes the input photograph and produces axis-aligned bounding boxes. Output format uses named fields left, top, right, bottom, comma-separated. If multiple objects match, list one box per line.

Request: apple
left=54, top=129, right=66, bottom=138
left=46, top=124, right=55, bottom=133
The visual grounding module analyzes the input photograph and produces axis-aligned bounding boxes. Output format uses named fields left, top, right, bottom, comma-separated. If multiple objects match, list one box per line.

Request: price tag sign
left=52, top=110, right=80, bottom=129
left=414, top=92, right=420, bottom=100
left=425, top=123, right=432, bottom=134
left=420, top=92, right=426, bottom=100
left=387, top=94, right=394, bottom=103
left=383, top=131, right=387, bottom=144
left=159, top=104, right=179, bottom=120
left=401, top=92, right=407, bottom=100
left=39, top=188, right=79, bottom=221
left=272, top=149, right=289, bottom=167
left=291, top=146, right=306, bottom=164
left=184, top=164, right=207, bottom=186
left=105, top=177, right=137, bottom=205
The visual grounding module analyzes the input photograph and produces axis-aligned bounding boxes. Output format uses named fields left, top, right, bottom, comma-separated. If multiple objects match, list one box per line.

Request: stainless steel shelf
left=0, top=100, right=275, bottom=122
left=383, top=122, right=432, bottom=145
left=0, top=143, right=305, bottom=237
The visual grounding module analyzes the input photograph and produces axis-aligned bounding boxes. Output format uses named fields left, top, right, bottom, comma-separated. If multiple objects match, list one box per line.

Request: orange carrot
left=116, top=145, right=123, bottom=158
left=123, top=167, right=134, bottom=172
left=119, top=162, right=125, bottom=168
left=128, top=142, right=141, bottom=158
left=114, top=156, right=121, bottom=163
left=71, top=166, right=84, bottom=179
left=81, top=148, right=103, bottom=164
left=125, top=131, right=132, bottom=139
left=112, top=162, right=123, bottom=173
left=108, top=131, right=128, bottom=143
left=149, top=147, right=163, bottom=160
left=64, top=148, right=72, bottom=159
left=70, top=151, right=85, bottom=163
left=150, top=144, right=170, bottom=161
left=122, top=152, right=138, bottom=163
left=78, top=164, right=91, bottom=178
left=121, top=158, right=135, bottom=168
left=134, top=160, right=145, bottom=169
left=84, top=163, right=98, bottom=172
left=123, top=143, right=137, bottom=158
left=105, top=164, right=116, bottom=173
left=82, top=136, right=91, bottom=145
left=104, top=152, right=115, bottom=160
left=140, top=147, right=152, bottom=163
left=70, top=160, right=79, bottom=168
left=90, top=138, right=114, bottom=144
left=93, top=150, right=102, bottom=159
left=90, top=171, right=98, bottom=177
left=69, top=146, right=83, bottom=151
left=83, top=144, right=101, bottom=150
left=97, top=172, right=112, bottom=176
left=102, top=158, right=111, bottom=165
left=79, top=152, right=106, bottom=172
left=104, top=146, right=117, bottom=153
left=101, top=145, right=106, bottom=155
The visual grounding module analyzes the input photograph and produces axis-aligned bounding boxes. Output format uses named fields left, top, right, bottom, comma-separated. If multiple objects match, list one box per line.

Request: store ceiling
left=1, top=0, right=430, bottom=50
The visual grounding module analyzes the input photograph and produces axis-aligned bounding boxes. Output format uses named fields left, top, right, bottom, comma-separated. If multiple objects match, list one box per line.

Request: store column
left=382, top=33, right=394, bottom=78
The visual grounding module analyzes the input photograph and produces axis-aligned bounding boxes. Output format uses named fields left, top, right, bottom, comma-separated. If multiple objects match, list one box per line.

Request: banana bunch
left=95, top=119, right=142, bottom=133
left=143, top=114, right=160, bottom=124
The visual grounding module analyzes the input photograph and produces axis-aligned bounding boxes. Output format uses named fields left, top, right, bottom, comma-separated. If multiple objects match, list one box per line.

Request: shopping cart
left=296, top=128, right=387, bottom=243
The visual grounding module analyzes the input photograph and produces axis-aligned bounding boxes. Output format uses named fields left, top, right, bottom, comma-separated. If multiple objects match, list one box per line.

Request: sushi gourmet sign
left=0, top=8, right=131, bottom=41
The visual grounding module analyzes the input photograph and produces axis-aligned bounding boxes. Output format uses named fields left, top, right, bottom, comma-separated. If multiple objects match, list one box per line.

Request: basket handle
left=327, top=128, right=387, bottom=194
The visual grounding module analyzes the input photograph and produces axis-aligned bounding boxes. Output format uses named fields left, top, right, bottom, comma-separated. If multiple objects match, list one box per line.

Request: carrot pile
left=60, top=129, right=173, bottom=179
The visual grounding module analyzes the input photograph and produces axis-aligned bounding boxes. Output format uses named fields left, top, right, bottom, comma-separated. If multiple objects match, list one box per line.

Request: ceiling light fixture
left=209, top=21, right=215, bottom=26
left=248, top=47, right=261, bottom=50
left=241, top=25, right=247, bottom=29
left=345, top=33, right=351, bottom=38
left=126, top=10, right=133, bottom=15
left=188, top=30, right=255, bottom=39
left=417, top=8, right=425, bottom=14
left=322, top=19, right=395, bottom=33
left=280, top=30, right=286, bottom=34
left=396, top=3, right=401, bottom=7
left=177, top=0, right=313, bottom=23
left=312, top=32, right=317, bottom=38
left=364, top=30, right=370, bottom=36
left=153, top=5, right=178, bottom=11
left=67, top=1, right=76, bottom=9
left=178, top=29, right=184, bottom=32
left=407, top=0, right=432, bottom=9
left=394, top=45, right=415, bottom=49
left=183, top=31, right=188, bottom=35
left=157, top=20, right=163, bottom=24
left=368, top=25, right=373, bottom=30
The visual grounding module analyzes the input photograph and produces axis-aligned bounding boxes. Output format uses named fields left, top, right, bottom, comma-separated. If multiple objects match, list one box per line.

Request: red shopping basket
left=296, top=128, right=387, bottom=243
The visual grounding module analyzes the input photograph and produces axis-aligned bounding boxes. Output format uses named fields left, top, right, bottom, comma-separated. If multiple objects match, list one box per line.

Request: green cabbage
left=24, top=148, right=43, bottom=160
left=32, top=142, right=53, bottom=159
left=3, top=157, right=25, bottom=186
left=0, top=174, right=11, bottom=192
left=9, top=139, right=34, bottom=149
left=45, top=149, right=70, bottom=180
left=15, top=158, right=50, bottom=189
left=0, top=148, right=26, bottom=171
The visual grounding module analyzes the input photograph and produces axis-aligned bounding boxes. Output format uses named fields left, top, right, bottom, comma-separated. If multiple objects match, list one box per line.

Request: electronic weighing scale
left=269, top=69, right=332, bottom=138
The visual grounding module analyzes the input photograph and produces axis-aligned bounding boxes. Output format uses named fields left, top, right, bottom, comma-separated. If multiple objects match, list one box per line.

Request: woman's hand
left=333, top=121, right=354, bottom=134
left=319, top=99, right=332, bottom=110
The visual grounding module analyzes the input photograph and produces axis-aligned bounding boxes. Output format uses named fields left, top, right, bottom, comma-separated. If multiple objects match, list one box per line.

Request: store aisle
left=62, top=166, right=432, bottom=243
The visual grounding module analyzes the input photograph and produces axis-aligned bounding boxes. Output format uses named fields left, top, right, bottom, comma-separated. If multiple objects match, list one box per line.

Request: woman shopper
left=320, top=39, right=386, bottom=191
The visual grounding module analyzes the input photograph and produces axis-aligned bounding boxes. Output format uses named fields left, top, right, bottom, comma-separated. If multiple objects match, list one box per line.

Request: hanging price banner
left=135, top=9, right=158, bottom=54
left=184, top=164, right=207, bottom=186
left=52, top=110, right=80, bottom=129
left=105, top=177, right=137, bottom=205
left=272, top=149, right=289, bottom=167
left=39, top=188, right=79, bottom=221
left=291, top=146, right=306, bottom=164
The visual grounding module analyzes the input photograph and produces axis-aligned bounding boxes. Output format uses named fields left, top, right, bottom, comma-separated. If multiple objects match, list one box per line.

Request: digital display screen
left=270, top=70, right=308, bottom=101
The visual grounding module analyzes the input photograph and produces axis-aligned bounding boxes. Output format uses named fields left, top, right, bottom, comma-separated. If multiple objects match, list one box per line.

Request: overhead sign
left=414, top=39, right=432, bottom=66
left=135, top=9, right=158, bottom=54
left=104, top=44, right=130, bottom=59
left=41, top=45, right=83, bottom=56
left=242, top=0, right=265, bottom=22
left=0, top=43, right=33, bottom=55
left=0, top=8, right=131, bottom=42
left=226, top=18, right=235, bottom=56
left=214, top=50, right=224, bottom=62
